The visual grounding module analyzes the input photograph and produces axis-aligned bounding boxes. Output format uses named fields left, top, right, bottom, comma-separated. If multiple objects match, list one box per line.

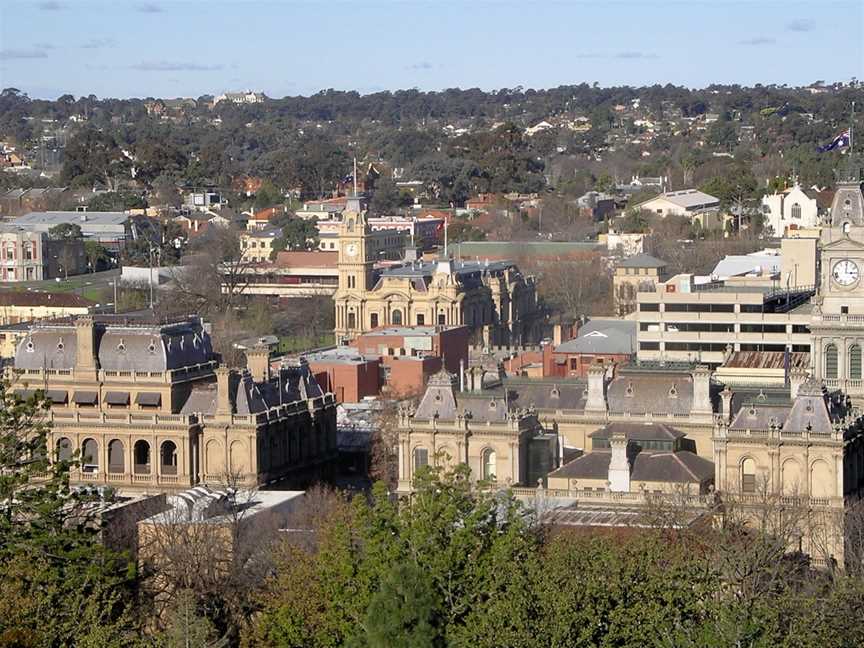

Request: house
left=239, top=251, right=340, bottom=298
left=635, top=189, right=722, bottom=229
left=212, top=91, right=266, bottom=106
left=297, top=196, right=351, bottom=220
left=240, top=227, right=282, bottom=262
left=10, top=211, right=130, bottom=248
left=0, top=224, right=87, bottom=281
left=612, top=253, right=669, bottom=316
left=761, top=183, right=820, bottom=236
left=0, top=291, right=95, bottom=326
left=576, top=191, right=616, bottom=220
left=0, top=187, right=69, bottom=218
left=545, top=319, right=637, bottom=378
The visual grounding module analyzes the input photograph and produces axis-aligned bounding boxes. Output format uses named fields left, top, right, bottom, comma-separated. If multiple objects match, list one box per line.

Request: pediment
left=821, top=236, right=864, bottom=252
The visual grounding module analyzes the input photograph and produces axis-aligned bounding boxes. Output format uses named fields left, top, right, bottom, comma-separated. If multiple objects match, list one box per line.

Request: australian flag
left=818, top=130, right=850, bottom=152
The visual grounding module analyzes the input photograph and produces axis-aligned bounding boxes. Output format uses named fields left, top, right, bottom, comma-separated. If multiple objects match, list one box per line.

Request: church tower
left=334, top=197, right=374, bottom=341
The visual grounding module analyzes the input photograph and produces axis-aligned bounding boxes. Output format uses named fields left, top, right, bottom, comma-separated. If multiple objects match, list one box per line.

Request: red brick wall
left=309, top=359, right=380, bottom=403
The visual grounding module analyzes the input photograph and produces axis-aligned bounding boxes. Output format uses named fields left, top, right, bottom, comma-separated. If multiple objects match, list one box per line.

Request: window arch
left=413, top=447, right=428, bottom=471
left=850, top=344, right=862, bottom=380
left=160, top=440, right=178, bottom=475
left=134, top=440, right=151, bottom=474
left=391, top=309, right=403, bottom=326
left=82, top=438, right=99, bottom=473
left=740, top=457, right=756, bottom=493
left=56, top=437, right=72, bottom=462
left=825, top=343, right=839, bottom=379
left=108, top=439, right=124, bottom=473
left=370, top=312, right=379, bottom=329
left=482, top=448, right=497, bottom=481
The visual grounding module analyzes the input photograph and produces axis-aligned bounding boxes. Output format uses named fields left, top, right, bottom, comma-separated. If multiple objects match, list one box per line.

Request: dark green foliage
left=271, top=218, right=320, bottom=256
left=48, top=222, right=83, bottom=240
left=87, top=191, right=147, bottom=211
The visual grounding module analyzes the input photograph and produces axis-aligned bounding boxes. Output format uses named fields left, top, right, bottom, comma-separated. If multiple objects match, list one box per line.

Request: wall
left=309, top=359, right=380, bottom=403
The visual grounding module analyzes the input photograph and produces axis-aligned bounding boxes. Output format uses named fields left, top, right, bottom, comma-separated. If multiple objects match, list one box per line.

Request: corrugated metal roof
left=723, top=351, right=810, bottom=370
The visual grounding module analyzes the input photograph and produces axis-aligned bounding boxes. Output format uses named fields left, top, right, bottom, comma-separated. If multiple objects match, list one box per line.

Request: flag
left=818, top=130, right=850, bottom=152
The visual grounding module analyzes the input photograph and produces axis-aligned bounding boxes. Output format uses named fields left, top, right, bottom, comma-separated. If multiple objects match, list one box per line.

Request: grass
left=277, top=333, right=334, bottom=354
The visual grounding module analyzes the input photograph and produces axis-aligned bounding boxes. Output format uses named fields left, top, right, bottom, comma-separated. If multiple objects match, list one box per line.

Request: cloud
left=37, top=1, right=64, bottom=10
left=574, top=51, right=658, bottom=60
left=739, top=37, right=776, bottom=45
left=135, top=2, right=162, bottom=12
left=0, top=48, right=49, bottom=60
left=786, top=19, right=815, bottom=32
left=131, top=60, right=223, bottom=71
left=81, top=38, right=115, bottom=49
left=408, top=61, right=433, bottom=71
left=33, top=42, right=56, bottom=50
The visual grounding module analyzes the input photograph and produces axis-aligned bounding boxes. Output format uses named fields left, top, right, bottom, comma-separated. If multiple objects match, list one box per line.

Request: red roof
left=275, top=251, right=338, bottom=268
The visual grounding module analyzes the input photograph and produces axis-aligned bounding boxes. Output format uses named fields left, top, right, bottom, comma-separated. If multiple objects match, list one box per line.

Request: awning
left=73, top=391, right=99, bottom=405
left=45, top=390, right=68, bottom=404
left=135, top=392, right=162, bottom=406
left=105, top=391, right=130, bottom=406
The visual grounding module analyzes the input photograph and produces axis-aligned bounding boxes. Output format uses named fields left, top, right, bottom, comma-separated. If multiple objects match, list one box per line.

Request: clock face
left=345, top=243, right=358, bottom=258
left=832, top=259, right=860, bottom=286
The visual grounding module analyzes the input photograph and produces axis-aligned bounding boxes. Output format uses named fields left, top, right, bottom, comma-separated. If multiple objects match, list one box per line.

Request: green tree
left=368, top=177, right=412, bottom=214
left=87, top=191, right=146, bottom=212
left=84, top=240, right=110, bottom=272
left=48, top=222, right=83, bottom=240
left=271, top=218, right=320, bottom=256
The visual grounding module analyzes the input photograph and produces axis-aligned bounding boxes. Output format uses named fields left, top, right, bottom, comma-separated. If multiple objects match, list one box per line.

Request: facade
left=240, top=227, right=281, bottom=263
left=0, top=291, right=95, bottom=326
left=238, top=251, right=340, bottom=298
left=1, top=225, right=87, bottom=281
left=8, top=315, right=337, bottom=493
left=333, top=206, right=540, bottom=346
left=761, top=184, right=820, bottom=237
left=613, top=253, right=668, bottom=316
left=636, top=275, right=814, bottom=366
left=366, top=216, right=443, bottom=249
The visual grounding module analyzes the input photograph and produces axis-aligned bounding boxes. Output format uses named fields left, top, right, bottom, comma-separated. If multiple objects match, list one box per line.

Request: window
left=82, top=439, right=99, bottom=473
left=23, top=242, right=34, bottom=261
left=370, top=313, right=379, bottom=328
left=160, top=440, right=178, bottom=475
left=825, top=343, right=838, bottom=379
left=438, top=313, right=446, bottom=326
left=640, top=342, right=660, bottom=351
left=790, top=203, right=802, bottom=219
left=850, top=344, right=862, bottom=380
left=482, top=449, right=497, bottom=481
left=134, top=440, right=151, bottom=474
left=842, top=306, right=849, bottom=315
left=347, top=312, right=356, bottom=329
left=108, top=439, right=124, bottom=474
left=741, top=458, right=756, bottom=493
left=639, top=303, right=659, bottom=312
left=391, top=309, right=403, bottom=326
left=56, top=437, right=72, bottom=462
left=416, top=313, right=425, bottom=326
left=413, top=447, right=428, bottom=471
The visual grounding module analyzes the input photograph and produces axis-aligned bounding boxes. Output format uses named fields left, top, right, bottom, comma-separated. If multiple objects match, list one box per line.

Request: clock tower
left=334, top=198, right=375, bottom=341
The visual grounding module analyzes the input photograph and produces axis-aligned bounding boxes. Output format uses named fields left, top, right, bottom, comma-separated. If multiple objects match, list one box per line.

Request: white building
left=761, top=184, right=819, bottom=237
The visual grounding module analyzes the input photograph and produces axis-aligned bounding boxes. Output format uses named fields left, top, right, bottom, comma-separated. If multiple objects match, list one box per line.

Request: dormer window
left=625, top=382, right=634, bottom=397
left=668, top=384, right=678, bottom=398
left=550, top=386, right=560, bottom=399
left=117, top=339, right=126, bottom=353
left=26, top=340, right=34, bottom=353
left=489, top=400, right=497, bottom=409
left=56, top=338, right=64, bottom=352
left=748, top=406, right=757, bottom=417
left=148, top=340, right=157, bottom=354
left=434, top=393, right=442, bottom=402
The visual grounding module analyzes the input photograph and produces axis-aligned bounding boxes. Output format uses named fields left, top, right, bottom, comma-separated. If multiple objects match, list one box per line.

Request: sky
left=0, top=0, right=862, bottom=100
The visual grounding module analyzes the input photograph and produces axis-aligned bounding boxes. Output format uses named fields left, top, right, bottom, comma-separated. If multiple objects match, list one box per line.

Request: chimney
left=608, top=427, right=631, bottom=492
left=74, top=315, right=97, bottom=377
left=790, top=369, right=808, bottom=400
left=216, top=364, right=232, bottom=416
left=553, top=323, right=563, bottom=346
left=80, top=212, right=87, bottom=223
left=585, top=365, right=607, bottom=414
left=246, top=343, right=271, bottom=383
left=690, top=365, right=713, bottom=417
left=720, top=386, right=733, bottom=424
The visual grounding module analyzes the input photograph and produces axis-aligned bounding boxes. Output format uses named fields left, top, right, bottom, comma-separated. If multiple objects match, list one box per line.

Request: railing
left=48, top=411, right=197, bottom=427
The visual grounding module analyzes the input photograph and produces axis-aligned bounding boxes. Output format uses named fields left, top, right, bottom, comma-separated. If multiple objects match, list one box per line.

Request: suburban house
left=636, top=189, right=722, bottom=229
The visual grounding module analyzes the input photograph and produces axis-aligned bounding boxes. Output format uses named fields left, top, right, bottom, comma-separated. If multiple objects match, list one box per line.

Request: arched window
left=850, top=344, right=862, bottom=380
left=413, top=447, right=428, bottom=471
left=741, top=457, right=756, bottom=493
left=790, top=203, right=802, bottom=219
left=56, top=437, right=72, bottom=462
left=482, top=449, right=497, bottom=481
left=134, top=440, right=151, bottom=474
left=160, top=440, right=178, bottom=475
left=825, top=343, right=839, bottom=379
left=391, top=309, right=403, bottom=326
left=108, top=440, right=124, bottom=473
left=82, top=438, right=99, bottom=473
left=370, top=312, right=379, bottom=328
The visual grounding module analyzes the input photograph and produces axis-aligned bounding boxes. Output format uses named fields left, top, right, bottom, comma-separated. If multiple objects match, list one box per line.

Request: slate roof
left=414, top=370, right=509, bottom=422
left=503, top=378, right=587, bottom=411
left=589, top=422, right=685, bottom=442
left=549, top=449, right=714, bottom=484
left=607, top=371, right=694, bottom=415
left=556, top=320, right=636, bottom=355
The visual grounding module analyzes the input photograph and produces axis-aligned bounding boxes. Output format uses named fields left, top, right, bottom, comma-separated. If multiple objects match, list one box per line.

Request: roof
left=722, top=351, right=810, bottom=370
left=607, top=371, right=695, bottom=416
left=556, top=319, right=636, bottom=355
left=589, top=422, right=686, bottom=442
left=549, top=449, right=714, bottom=484
left=0, top=292, right=95, bottom=308
left=617, top=253, right=667, bottom=269
left=711, top=254, right=781, bottom=279
left=503, top=378, right=587, bottom=411
left=274, top=251, right=338, bottom=268
left=413, top=370, right=511, bottom=423
left=14, top=211, right=128, bottom=227
left=639, top=189, right=719, bottom=210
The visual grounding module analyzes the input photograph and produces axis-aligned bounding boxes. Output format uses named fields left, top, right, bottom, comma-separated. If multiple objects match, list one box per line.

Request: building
left=297, top=196, right=351, bottom=220
left=213, top=91, right=266, bottom=106
left=576, top=191, right=616, bottom=220
left=12, top=211, right=130, bottom=248
left=366, top=215, right=444, bottom=249
left=1, top=224, right=87, bottom=281
left=238, top=251, right=339, bottom=299
left=316, top=216, right=407, bottom=259
left=395, top=370, right=554, bottom=492
left=240, top=227, right=281, bottom=263
left=332, top=205, right=540, bottom=345
left=0, top=187, right=69, bottom=218
left=544, top=319, right=637, bottom=378
left=306, top=347, right=381, bottom=404
left=613, top=253, right=669, bottom=316
left=7, top=315, right=337, bottom=493
left=635, top=189, right=722, bottom=229
left=761, top=183, right=820, bottom=237
left=0, top=291, right=95, bottom=326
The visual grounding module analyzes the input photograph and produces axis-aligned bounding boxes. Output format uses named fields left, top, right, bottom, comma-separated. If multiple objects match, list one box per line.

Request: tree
left=60, top=127, right=131, bottom=190
left=84, top=240, right=110, bottom=272
left=271, top=218, right=320, bottom=257
left=368, top=178, right=412, bottom=214
left=87, top=191, right=146, bottom=212
left=0, top=382, right=139, bottom=645
left=48, top=222, right=83, bottom=240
